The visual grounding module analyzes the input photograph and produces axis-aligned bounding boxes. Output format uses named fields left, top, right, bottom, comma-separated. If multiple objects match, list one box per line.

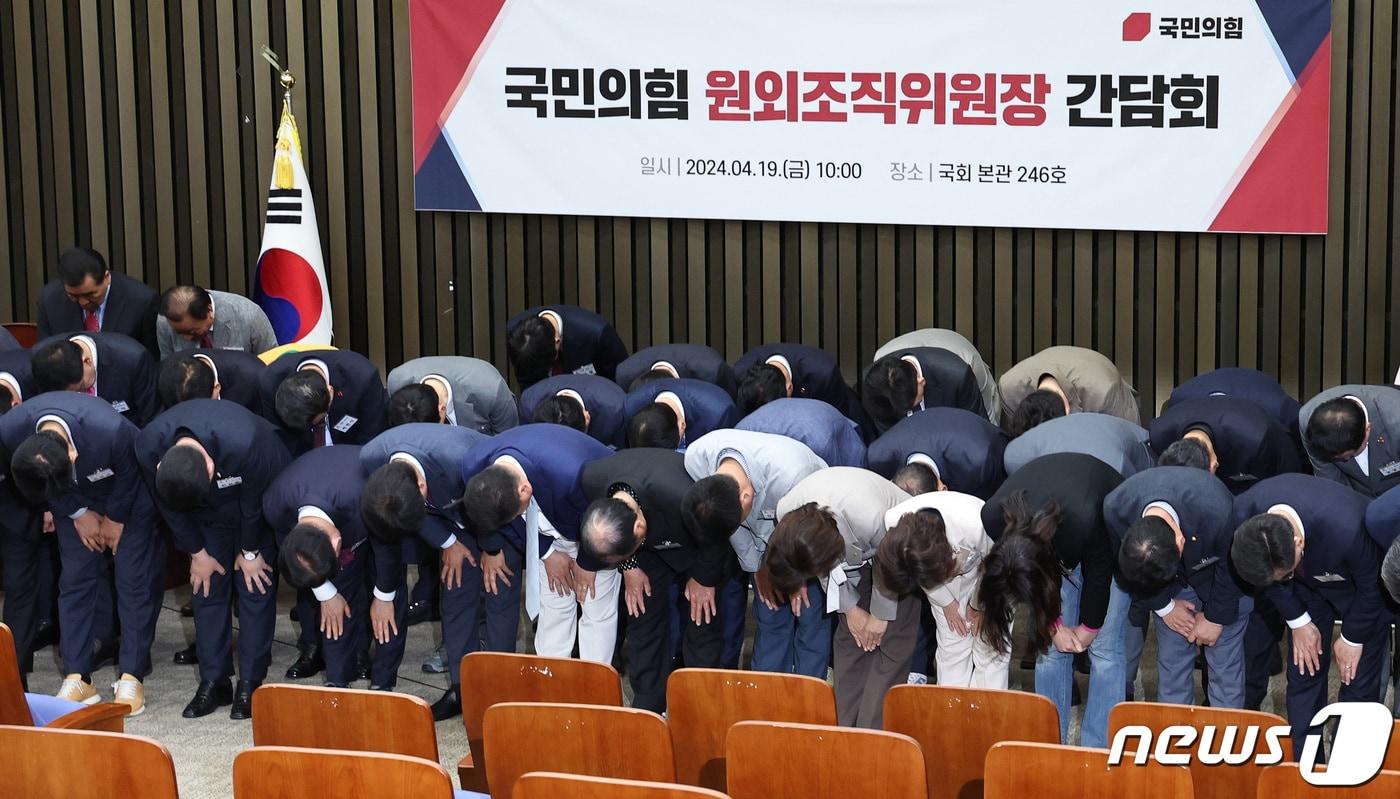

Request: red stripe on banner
left=1209, top=34, right=1331, bottom=234
left=410, top=0, right=508, bottom=171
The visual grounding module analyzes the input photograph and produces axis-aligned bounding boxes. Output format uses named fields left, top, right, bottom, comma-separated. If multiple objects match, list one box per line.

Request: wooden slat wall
left=0, top=0, right=1392, bottom=418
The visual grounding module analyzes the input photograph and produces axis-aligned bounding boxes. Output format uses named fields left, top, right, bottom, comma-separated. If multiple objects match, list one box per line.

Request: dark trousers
left=907, top=601, right=936, bottom=677
left=323, top=551, right=369, bottom=687
left=295, top=588, right=318, bottom=651
left=628, top=554, right=724, bottom=713
left=408, top=537, right=440, bottom=607
left=833, top=567, right=919, bottom=728
left=1283, top=586, right=1389, bottom=756
left=719, top=572, right=748, bottom=669
left=191, top=532, right=278, bottom=684
left=1, top=506, right=45, bottom=674
left=363, top=543, right=409, bottom=689
left=1244, top=595, right=1285, bottom=710
left=54, top=495, right=163, bottom=679
left=445, top=537, right=523, bottom=687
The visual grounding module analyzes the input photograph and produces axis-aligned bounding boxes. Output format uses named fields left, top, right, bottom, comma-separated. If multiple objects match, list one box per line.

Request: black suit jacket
left=1234, top=474, right=1382, bottom=643
left=135, top=399, right=292, bottom=554
left=160, top=349, right=267, bottom=412
left=35, top=331, right=159, bottom=427
left=581, top=448, right=732, bottom=586
left=263, top=445, right=400, bottom=595
left=37, top=272, right=159, bottom=356
left=507, top=305, right=630, bottom=386
left=865, top=347, right=987, bottom=432
left=1150, top=396, right=1303, bottom=492
left=734, top=342, right=869, bottom=434
left=615, top=344, right=737, bottom=396
left=1103, top=466, right=1244, bottom=624
left=982, top=453, right=1124, bottom=628
left=259, top=350, right=388, bottom=454
left=0, top=352, right=40, bottom=541
left=866, top=407, right=1007, bottom=499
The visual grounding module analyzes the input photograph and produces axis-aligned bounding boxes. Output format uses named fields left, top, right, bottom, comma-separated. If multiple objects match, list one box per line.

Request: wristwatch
left=241, top=550, right=259, bottom=562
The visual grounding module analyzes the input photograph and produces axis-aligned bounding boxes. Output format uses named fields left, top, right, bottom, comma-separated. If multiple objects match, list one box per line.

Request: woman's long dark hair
left=976, top=492, right=1063, bottom=656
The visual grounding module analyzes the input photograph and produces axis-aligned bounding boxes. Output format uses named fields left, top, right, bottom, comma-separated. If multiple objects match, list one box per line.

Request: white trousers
left=932, top=574, right=1011, bottom=689
left=533, top=538, right=621, bottom=664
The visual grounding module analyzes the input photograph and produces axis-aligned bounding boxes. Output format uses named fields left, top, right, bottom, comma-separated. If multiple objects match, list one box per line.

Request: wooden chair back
left=1108, top=701, right=1290, bottom=799
left=513, top=772, right=732, bottom=799
left=667, top=667, right=837, bottom=790
left=1256, top=764, right=1400, bottom=798
left=251, top=683, right=437, bottom=760
left=725, top=721, right=926, bottom=799
left=459, top=652, right=622, bottom=791
left=1386, top=720, right=1400, bottom=772
left=233, top=746, right=454, bottom=799
left=0, top=622, right=127, bottom=731
left=984, top=742, right=1192, bottom=799
left=882, top=684, right=1059, bottom=799
left=0, top=726, right=177, bottom=799
left=483, top=702, right=674, bottom=799
left=2, top=322, right=39, bottom=348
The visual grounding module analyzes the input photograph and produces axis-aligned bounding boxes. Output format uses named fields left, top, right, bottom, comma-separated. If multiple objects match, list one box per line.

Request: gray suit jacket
left=1299, top=384, right=1400, bottom=497
left=157, top=290, right=278, bottom=357
left=998, top=345, right=1140, bottom=424
left=875, top=328, right=1000, bottom=424
left=777, top=467, right=909, bottom=620
left=387, top=356, right=519, bottom=435
left=684, top=429, right=828, bottom=573
left=1004, top=413, right=1154, bottom=478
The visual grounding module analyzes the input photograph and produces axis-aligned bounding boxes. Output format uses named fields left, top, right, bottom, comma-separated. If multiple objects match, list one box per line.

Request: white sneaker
left=112, top=673, right=146, bottom=716
left=57, top=674, right=100, bottom=705
left=906, top=672, right=929, bottom=685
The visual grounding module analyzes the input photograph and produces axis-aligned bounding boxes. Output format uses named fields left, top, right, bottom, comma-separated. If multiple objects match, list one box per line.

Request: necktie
left=338, top=543, right=356, bottom=567
left=85, top=384, right=97, bottom=397
left=199, top=333, right=213, bottom=349
left=83, top=310, right=99, bottom=332
left=825, top=567, right=848, bottom=613
left=311, top=420, right=328, bottom=448
left=524, top=500, right=541, bottom=619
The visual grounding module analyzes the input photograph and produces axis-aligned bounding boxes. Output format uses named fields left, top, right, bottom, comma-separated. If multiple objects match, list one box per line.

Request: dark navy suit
left=35, top=331, right=159, bottom=427
left=1105, top=467, right=1248, bottom=707
left=866, top=408, right=1007, bottom=499
left=264, top=446, right=405, bottom=687
left=0, top=326, right=18, bottom=351
left=1234, top=474, right=1387, bottom=750
left=1365, top=485, right=1400, bottom=713
left=736, top=397, right=867, bottom=468
left=734, top=343, right=870, bottom=436
left=0, top=391, right=164, bottom=679
left=37, top=271, right=160, bottom=356
left=519, top=374, right=626, bottom=447
left=259, top=350, right=388, bottom=454
left=864, top=347, right=987, bottom=432
left=135, top=400, right=291, bottom=685
left=623, top=378, right=739, bottom=448
left=616, top=343, right=737, bottom=396
left=0, top=351, right=48, bottom=675
left=160, top=348, right=266, bottom=412
left=362, top=424, right=498, bottom=687
left=1167, top=368, right=1302, bottom=435
left=507, top=305, right=630, bottom=387
left=1150, top=396, right=1303, bottom=493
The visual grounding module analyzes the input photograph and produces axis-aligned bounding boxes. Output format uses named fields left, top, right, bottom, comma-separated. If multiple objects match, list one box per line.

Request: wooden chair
left=883, top=684, right=1059, bottom=799
left=459, top=651, right=623, bottom=791
left=1256, top=764, right=1400, bottom=798
left=1108, top=701, right=1290, bottom=799
left=668, top=667, right=838, bottom=790
left=2, top=322, right=39, bottom=348
left=984, top=742, right=1192, bottom=799
left=483, top=702, right=674, bottom=799
left=250, top=683, right=437, bottom=760
left=1386, top=719, right=1400, bottom=772
left=0, top=726, right=178, bottom=799
left=0, top=623, right=127, bottom=731
left=513, top=772, right=732, bottom=799
left=233, top=746, right=454, bottom=799
left=725, top=721, right=926, bottom=799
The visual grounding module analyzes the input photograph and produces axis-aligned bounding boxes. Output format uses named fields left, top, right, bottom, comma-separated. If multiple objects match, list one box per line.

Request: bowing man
left=460, top=424, right=614, bottom=663
left=1166, top=367, right=1302, bottom=435
left=1299, top=385, right=1400, bottom=498
left=0, top=353, right=47, bottom=680
left=506, top=304, right=629, bottom=388
left=1231, top=473, right=1387, bottom=754
left=1106, top=466, right=1250, bottom=708
left=136, top=399, right=292, bottom=719
left=32, top=331, right=159, bottom=426
left=0, top=391, right=164, bottom=716
left=266, top=446, right=406, bottom=689
left=360, top=423, right=492, bottom=721
left=615, top=343, right=737, bottom=396
left=733, top=342, right=868, bottom=434
left=624, top=377, right=740, bottom=450
left=386, top=355, right=518, bottom=434
left=1004, top=412, right=1154, bottom=479
left=1152, top=396, right=1304, bottom=492
left=260, top=348, right=389, bottom=454
left=735, top=397, right=867, bottom=468
left=863, top=338, right=991, bottom=433
left=872, top=328, right=1000, bottom=425
left=579, top=448, right=736, bottom=713
left=998, top=345, right=1140, bottom=435
left=519, top=374, right=626, bottom=447
left=865, top=407, right=1007, bottom=500
left=158, top=349, right=266, bottom=412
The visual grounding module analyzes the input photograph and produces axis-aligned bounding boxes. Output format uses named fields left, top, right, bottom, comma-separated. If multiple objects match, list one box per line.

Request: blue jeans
left=751, top=577, right=831, bottom=678
left=1034, top=566, right=1129, bottom=747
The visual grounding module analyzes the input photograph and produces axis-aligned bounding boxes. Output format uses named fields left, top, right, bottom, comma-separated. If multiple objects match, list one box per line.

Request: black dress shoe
left=430, top=686, right=462, bottom=721
left=290, top=606, right=301, bottom=624
left=404, top=600, right=437, bottom=627
left=180, top=602, right=194, bottom=618
left=91, top=638, right=119, bottom=669
left=229, top=680, right=260, bottom=720
left=32, top=621, right=58, bottom=650
left=285, top=644, right=324, bottom=679
left=355, top=651, right=372, bottom=681
left=183, top=679, right=233, bottom=718
left=173, top=643, right=199, bottom=665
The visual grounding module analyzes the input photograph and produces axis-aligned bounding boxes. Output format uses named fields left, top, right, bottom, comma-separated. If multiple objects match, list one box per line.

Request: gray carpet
left=9, top=583, right=1377, bottom=799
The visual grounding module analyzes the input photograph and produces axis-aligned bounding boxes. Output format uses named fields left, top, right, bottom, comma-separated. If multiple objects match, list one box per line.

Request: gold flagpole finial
left=279, top=69, right=296, bottom=92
